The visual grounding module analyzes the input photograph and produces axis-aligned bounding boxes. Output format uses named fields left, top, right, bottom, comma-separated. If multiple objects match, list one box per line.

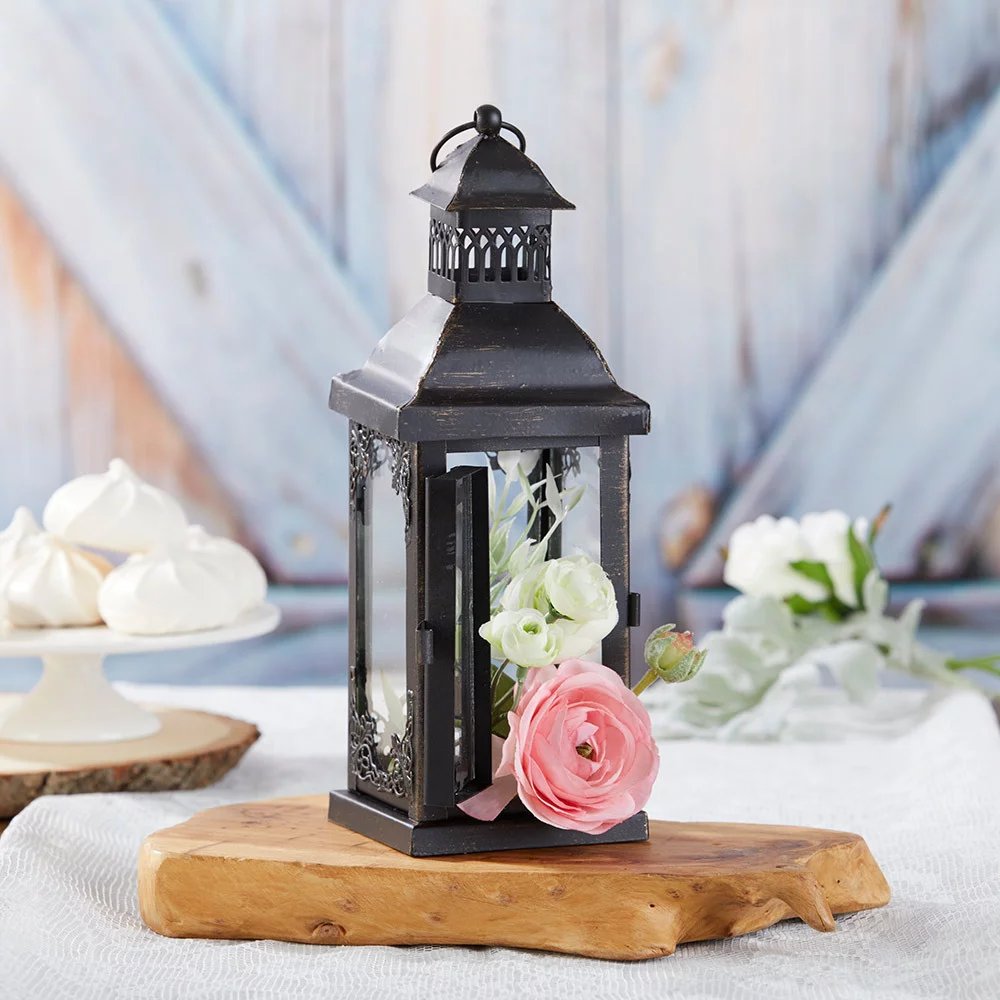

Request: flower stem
left=490, top=659, right=511, bottom=701
left=631, top=667, right=659, bottom=697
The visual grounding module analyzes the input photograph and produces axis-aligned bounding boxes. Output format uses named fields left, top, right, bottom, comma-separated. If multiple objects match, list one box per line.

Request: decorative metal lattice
left=560, top=446, right=582, bottom=479
left=429, top=220, right=550, bottom=286
left=386, top=438, right=412, bottom=533
left=349, top=425, right=411, bottom=531
left=348, top=667, right=414, bottom=800
left=348, top=424, right=377, bottom=505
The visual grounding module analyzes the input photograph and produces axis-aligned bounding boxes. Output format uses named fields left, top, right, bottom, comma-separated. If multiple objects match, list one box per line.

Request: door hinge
left=416, top=621, right=434, bottom=664
left=627, top=592, right=641, bottom=628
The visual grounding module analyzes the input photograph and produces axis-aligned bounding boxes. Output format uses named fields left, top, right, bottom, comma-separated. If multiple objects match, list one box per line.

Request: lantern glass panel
left=362, top=439, right=408, bottom=756
left=555, top=446, right=601, bottom=562
left=444, top=445, right=607, bottom=666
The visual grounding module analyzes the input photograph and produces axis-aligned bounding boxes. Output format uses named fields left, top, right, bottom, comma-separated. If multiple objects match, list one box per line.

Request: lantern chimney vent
left=412, top=106, right=574, bottom=304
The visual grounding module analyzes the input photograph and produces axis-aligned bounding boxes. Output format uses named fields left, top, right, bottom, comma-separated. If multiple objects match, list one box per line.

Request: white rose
left=799, top=511, right=869, bottom=608
left=543, top=555, right=618, bottom=634
left=479, top=608, right=561, bottom=667
left=497, top=450, right=541, bottom=478
left=502, top=551, right=548, bottom=605
left=723, top=515, right=822, bottom=602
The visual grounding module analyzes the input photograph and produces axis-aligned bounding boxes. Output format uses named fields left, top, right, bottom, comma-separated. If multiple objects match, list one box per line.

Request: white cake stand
left=0, top=604, right=280, bottom=743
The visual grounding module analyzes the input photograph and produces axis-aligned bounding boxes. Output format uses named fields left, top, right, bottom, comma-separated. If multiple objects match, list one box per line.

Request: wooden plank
left=685, top=87, right=1000, bottom=586
left=62, top=271, right=245, bottom=545
left=353, top=0, right=495, bottom=326
left=0, top=183, right=66, bottom=518
left=0, top=0, right=375, bottom=580
left=139, top=795, right=889, bottom=959
left=616, top=0, right=1000, bottom=611
left=157, top=0, right=348, bottom=260
left=491, top=0, right=620, bottom=367
left=0, top=180, right=240, bottom=536
left=344, top=0, right=618, bottom=353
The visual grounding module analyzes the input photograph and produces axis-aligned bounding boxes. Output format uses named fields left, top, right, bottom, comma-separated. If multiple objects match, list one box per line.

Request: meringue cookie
left=43, top=459, right=188, bottom=553
left=183, top=525, right=267, bottom=613
left=98, top=541, right=247, bottom=635
left=0, top=507, right=43, bottom=575
left=0, top=534, right=112, bottom=627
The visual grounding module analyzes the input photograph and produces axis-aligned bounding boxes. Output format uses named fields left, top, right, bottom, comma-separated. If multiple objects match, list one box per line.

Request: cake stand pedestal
left=139, top=795, right=891, bottom=960
left=0, top=605, right=279, bottom=820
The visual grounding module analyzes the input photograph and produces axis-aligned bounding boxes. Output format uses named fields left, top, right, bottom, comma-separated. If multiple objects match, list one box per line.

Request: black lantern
left=328, top=105, right=651, bottom=856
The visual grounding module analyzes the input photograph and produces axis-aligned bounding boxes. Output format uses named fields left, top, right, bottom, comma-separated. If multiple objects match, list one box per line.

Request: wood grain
left=618, top=0, right=1000, bottom=609
left=3, top=0, right=1000, bottom=601
left=0, top=179, right=243, bottom=542
left=685, top=86, right=1000, bottom=587
left=0, top=701, right=258, bottom=819
left=139, top=794, right=890, bottom=960
left=0, top=0, right=374, bottom=580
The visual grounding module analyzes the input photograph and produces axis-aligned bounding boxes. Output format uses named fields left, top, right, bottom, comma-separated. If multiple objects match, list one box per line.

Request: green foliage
left=490, top=664, right=516, bottom=738
left=847, top=527, right=876, bottom=608
left=789, top=559, right=835, bottom=591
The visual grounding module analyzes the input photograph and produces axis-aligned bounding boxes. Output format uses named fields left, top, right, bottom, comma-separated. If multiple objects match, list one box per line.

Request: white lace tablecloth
left=1, top=684, right=999, bottom=1000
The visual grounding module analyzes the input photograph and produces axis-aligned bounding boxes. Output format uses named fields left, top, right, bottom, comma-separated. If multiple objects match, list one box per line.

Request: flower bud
left=643, top=625, right=705, bottom=683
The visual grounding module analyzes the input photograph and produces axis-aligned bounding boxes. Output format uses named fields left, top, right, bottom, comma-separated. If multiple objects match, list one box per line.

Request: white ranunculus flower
left=723, top=511, right=871, bottom=607
left=479, top=608, right=562, bottom=667
left=723, top=515, right=821, bottom=602
left=799, top=511, right=869, bottom=607
left=543, top=555, right=618, bottom=626
left=497, top=450, right=541, bottom=478
left=554, top=617, right=611, bottom=660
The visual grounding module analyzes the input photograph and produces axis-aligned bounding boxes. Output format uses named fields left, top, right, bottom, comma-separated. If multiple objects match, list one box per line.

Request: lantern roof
left=329, top=295, right=650, bottom=441
left=330, top=105, right=649, bottom=442
left=411, top=104, right=574, bottom=213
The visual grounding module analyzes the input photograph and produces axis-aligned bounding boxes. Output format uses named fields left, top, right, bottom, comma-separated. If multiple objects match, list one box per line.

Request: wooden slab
left=139, top=795, right=890, bottom=960
left=0, top=697, right=258, bottom=819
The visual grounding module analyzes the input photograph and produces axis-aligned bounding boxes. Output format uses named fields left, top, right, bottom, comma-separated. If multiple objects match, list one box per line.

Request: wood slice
left=139, top=795, right=890, bottom=960
left=0, top=697, right=258, bottom=819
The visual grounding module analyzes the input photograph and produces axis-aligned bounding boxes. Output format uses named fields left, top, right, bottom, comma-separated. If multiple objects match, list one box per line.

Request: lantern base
left=138, top=794, right=891, bottom=960
left=327, top=789, right=649, bottom=857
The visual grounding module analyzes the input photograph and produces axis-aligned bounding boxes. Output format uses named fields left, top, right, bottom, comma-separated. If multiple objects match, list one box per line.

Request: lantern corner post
left=599, top=435, right=633, bottom=685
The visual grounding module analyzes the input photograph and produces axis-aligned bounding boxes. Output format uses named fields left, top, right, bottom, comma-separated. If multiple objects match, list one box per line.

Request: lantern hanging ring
left=429, top=104, right=526, bottom=171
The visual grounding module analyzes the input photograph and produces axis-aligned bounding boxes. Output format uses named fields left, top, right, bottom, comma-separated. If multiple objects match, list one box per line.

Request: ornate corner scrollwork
left=386, top=439, right=412, bottom=535
left=561, top=446, right=582, bottom=479
left=348, top=424, right=411, bottom=532
left=347, top=666, right=413, bottom=800
left=348, top=424, right=377, bottom=508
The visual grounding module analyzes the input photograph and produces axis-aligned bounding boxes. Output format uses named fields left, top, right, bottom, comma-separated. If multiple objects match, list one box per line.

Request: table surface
left=1, top=683, right=999, bottom=1000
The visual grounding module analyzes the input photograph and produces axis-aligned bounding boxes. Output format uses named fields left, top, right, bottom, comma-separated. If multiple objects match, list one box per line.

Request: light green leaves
left=847, top=526, right=876, bottom=608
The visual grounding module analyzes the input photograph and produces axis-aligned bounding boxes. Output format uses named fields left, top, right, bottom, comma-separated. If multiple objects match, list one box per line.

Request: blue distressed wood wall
left=1, top=0, right=999, bottom=685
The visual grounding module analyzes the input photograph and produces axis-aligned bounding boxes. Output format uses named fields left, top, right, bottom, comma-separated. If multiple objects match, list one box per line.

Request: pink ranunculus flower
left=459, top=660, right=659, bottom=835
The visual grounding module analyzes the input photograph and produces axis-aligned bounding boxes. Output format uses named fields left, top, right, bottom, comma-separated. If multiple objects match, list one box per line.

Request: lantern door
left=421, top=466, right=491, bottom=819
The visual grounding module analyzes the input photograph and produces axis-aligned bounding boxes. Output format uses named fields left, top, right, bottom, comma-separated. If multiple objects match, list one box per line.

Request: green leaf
left=544, top=464, right=562, bottom=517
left=789, top=559, right=836, bottom=592
left=491, top=665, right=516, bottom=738
left=785, top=593, right=824, bottom=615
left=847, top=527, right=875, bottom=607
left=784, top=592, right=852, bottom=621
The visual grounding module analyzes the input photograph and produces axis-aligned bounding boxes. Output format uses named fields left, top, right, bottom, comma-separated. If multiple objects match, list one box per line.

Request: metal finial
left=429, top=105, right=526, bottom=171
